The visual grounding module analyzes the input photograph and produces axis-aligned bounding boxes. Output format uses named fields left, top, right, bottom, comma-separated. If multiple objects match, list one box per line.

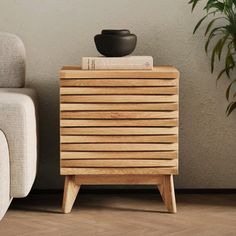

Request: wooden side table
left=60, top=66, right=179, bottom=213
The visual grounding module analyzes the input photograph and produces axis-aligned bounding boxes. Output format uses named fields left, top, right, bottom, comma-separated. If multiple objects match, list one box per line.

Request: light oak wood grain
left=61, top=167, right=178, bottom=175
left=60, top=79, right=178, bottom=87
left=60, top=87, right=178, bottom=95
left=60, top=119, right=178, bottom=127
left=61, top=111, right=178, bottom=119
left=158, top=175, right=177, bottom=213
left=60, top=66, right=179, bottom=214
left=75, top=175, right=164, bottom=185
left=62, top=176, right=80, bottom=214
left=60, top=135, right=178, bottom=143
left=60, top=103, right=178, bottom=111
left=61, top=159, right=177, bottom=168
left=60, top=143, right=178, bottom=151
left=60, top=127, right=178, bottom=135
left=60, top=87, right=178, bottom=96
left=60, top=66, right=180, bottom=79
left=60, top=151, right=178, bottom=160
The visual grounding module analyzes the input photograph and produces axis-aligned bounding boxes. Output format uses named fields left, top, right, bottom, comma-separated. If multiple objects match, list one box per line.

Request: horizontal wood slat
left=60, top=87, right=178, bottom=95
left=61, top=167, right=178, bottom=175
left=60, top=79, right=177, bottom=87
left=60, top=66, right=180, bottom=79
left=61, top=159, right=177, bottom=167
left=75, top=175, right=164, bottom=185
left=60, top=135, right=178, bottom=143
left=60, top=103, right=178, bottom=111
left=61, top=151, right=178, bottom=160
left=61, top=127, right=178, bottom=135
left=60, top=119, right=178, bottom=127
left=61, top=111, right=178, bottom=119
left=61, top=95, right=178, bottom=103
left=61, top=143, right=177, bottom=151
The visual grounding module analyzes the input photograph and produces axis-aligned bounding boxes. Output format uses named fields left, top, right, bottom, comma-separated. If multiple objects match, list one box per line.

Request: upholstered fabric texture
left=0, top=130, right=12, bottom=220
left=0, top=32, right=25, bottom=88
left=0, top=88, right=37, bottom=197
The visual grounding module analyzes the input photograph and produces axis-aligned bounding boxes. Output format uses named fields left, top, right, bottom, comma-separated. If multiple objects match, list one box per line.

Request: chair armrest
left=0, top=32, right=25, bottom=88
left=0, top=88, right=38, bottom=197
left=0, top=129, right=12, bottom=220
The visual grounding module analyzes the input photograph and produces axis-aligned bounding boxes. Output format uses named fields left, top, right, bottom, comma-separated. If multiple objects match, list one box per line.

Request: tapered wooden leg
left=157, top=184, right=165, bottom=202
left=62, top=175, right=80, bottom=213
left=158, top=175, right=177, bottom=213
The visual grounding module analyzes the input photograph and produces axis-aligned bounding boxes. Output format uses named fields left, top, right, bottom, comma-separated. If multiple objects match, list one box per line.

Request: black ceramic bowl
left=94, top=29, right=137, bottom=57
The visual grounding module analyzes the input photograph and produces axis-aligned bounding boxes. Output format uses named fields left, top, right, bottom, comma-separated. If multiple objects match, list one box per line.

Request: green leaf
left=232, top=0, right=236, bottom=7
left=225, top=24, right=236, bottom=35
left=206, top=2, right=225, bottom=12
left=225, top=0, right=233, bottom=8
left=205, top=26, right=225, bottom=53
left=189, top=0, right=201, bottom=11
left=218, top=33, right=230, bottom=60
left=225, top=48, right=235, bottom=77
left=226, top=79, right=236, bottom=101
left=226, top=101, right=233, bottom=113
left=216, top=68, right=227, bottom=83
left=193, top=10, right=219, bottom=34
left=217, top=68, right=228, bottom=85
left=226, top=101, right=236, bottom=116
left=211, top=38, right=223, bottom=73
left=193, top=14, right=209, bottom=34
left=216, top=65, right=233, bottom=84
left=205, top=17, right=223, bottom=36
left=204, top=0, right=221, bottom=12
left=210, top=2, right=225, bottom=12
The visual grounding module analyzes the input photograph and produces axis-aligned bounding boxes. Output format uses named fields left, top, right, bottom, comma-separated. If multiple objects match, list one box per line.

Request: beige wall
left=0, top=0, right=235, bottom=189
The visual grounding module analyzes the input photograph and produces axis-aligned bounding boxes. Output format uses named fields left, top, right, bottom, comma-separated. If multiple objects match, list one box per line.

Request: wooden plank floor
left=0, top=193, right=236, bottom=236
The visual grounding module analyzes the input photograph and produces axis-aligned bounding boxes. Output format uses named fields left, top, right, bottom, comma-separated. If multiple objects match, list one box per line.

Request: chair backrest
left=0, top=32, right=25, bottom=88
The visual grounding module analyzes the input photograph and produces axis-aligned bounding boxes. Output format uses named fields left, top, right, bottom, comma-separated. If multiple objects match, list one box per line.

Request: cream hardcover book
left=82, top=56, right=153, bottom=70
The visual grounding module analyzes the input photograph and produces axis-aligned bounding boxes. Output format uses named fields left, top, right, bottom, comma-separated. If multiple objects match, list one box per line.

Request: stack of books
left=82, top=56, right=153, bottom=70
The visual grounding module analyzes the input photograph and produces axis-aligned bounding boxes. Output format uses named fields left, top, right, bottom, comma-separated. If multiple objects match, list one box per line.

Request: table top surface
left=60, top=66, right=180, bottom=79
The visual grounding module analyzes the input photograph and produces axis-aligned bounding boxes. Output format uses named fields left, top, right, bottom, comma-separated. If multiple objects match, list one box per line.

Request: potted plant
left=189, top=0, right=236, bottom=115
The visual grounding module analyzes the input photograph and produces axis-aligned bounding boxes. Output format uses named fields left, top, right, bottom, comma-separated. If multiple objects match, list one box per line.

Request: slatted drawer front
left=60, top=73, right=179, bottom=174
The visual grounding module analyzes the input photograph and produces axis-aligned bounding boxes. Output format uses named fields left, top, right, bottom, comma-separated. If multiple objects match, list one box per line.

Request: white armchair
left=0, top=32, right=38, bottom=220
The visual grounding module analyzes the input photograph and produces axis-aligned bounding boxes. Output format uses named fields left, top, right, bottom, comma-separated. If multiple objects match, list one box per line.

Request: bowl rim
left=101, top=29, right=131, bottom=35
left=95, top=34, right=137, bottom=39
